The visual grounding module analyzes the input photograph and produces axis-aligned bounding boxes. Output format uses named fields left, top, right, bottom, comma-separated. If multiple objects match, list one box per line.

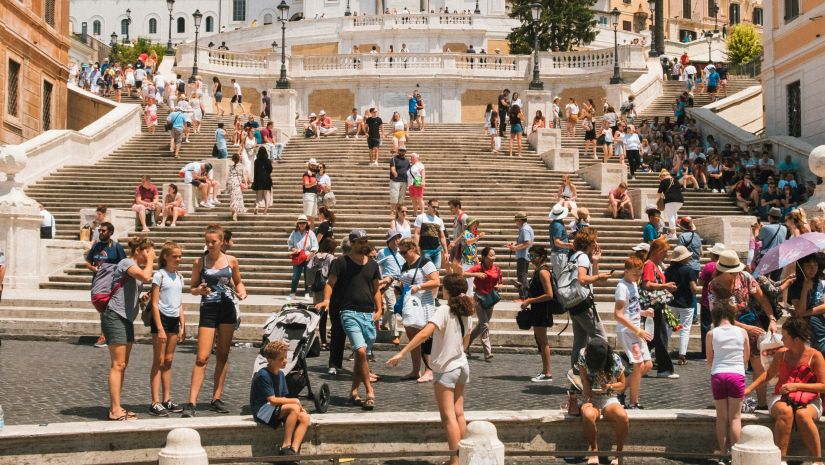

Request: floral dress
left=227, top=162, right=247, bottom=214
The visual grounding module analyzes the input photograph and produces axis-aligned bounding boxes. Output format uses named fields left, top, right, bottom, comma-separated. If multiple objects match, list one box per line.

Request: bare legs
left=714, top=396, right=743, bottom=455
left=533, top=326, right=552, bottom=378
left=187, top=323, right=235, bottom=406
left=150, top=332, right=179, bottom=404
left=581, top=402, right=628, bottom=462
left=108, top=343, right=134, bottom=418
left=435, top=382, right=467, bottom=465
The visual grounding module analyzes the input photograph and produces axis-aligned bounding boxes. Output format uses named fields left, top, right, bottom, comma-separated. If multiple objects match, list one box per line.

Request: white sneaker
left=327, top=367, right=337, bottom=376
left=211, top=198, right=222, bottom=205
left=185, top=138, right=191, bottom=143
left=656, top=372, right=680, bottom=379
left=530, top=373, right=553, bottom=383
left=345, top=135, right=350, bottom=139
left=304, top=293, right=311, bottom=302
left=712, top=188, right=719, bottom=193
left=199, top=201, right=214, bottom=208
left=287, top=294, right=294, bottom=301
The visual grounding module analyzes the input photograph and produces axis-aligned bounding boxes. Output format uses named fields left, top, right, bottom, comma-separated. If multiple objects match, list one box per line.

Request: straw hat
left=716, top=250, right=745, bottom=273
left=670, top=245, right=692, bottom=262
left=708, top=243, right=726, bottom=255
left=548, top=204, right=569, bottom=221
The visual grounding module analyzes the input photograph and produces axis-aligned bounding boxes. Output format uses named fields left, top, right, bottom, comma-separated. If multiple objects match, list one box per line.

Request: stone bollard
left=731, top=425, right=781, bottom=465
left=457, top=421, right=505, bottom=465
left=158, top=428, right=209, bottom=465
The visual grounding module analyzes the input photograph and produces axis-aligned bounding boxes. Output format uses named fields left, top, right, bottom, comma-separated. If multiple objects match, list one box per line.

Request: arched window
left=177, top=17, right=185, bottom=33
left=729, top=3, right=740, bottom=24
left=263, top=13, right=273, bottom=24
left=233, top=0, right=247, bottom=21
left=120, top=18, right=129, bottom=35
left=205, top=16, right=214, bottom=32
left=752, top=7, right=763, bottom=25
left=93, top=19, right=101, bottom=35
left=149, top=18, right=158, bottom=34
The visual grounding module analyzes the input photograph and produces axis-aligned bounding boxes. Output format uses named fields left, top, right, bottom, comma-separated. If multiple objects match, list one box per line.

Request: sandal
left=346, top=395, right=364, bottom=407
left=677, top=356, right=688, bottom=365
left=362, top=397, right=375, bottom=411
left=108, top=410, right=128, bottom=421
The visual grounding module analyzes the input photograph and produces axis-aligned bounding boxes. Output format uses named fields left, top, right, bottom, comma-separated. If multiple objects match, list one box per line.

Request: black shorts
left=707, top=85, right=718, bottom=93
left=255, top=407, right=283, bottom=429
left=199, top=297, right=237, bottom=328
left=585, top=129, right=597, bottom=141
left=151, top=313, right=181, bottom=334
left=231, top=95, right=243, bottom=103
left=408, top=111, right=417, bottom=121
left=190, top=179, right=202, bottom=187
left=368, top=138, right=381, bottom=149
left=135, top=80, right=143, bottom=88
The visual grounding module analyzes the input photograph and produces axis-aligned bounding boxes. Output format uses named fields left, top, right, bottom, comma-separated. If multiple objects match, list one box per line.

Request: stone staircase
left=0, top=80, right=757, bottom=351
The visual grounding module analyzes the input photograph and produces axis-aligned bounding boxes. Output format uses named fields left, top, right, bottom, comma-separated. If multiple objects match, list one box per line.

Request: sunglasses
left=528, top=253, right=540, bottom=260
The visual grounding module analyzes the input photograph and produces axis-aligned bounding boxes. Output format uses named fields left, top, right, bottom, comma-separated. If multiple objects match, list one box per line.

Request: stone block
left=693, top=215, right=756, bottom=254
left=539, top=148, right=579, bottom=172
left=731, top=425, right=781, bottom=465
left=523, top=90, right=552, bottom=130
left=628, top=188, right=659, bottom=219
left=79, top=208, right=135, bottom=239
left=0, top=188, right=43, bottom=289
left=527, top=128, right=561, bottom=154
left=211, top=159, right=230, bottom=191
left=270, top=89, right=298, bottom=137
left=182, top=183, right=196, bottom=214
left=581, top=163, right=627, bottom=196
left=40, top=240, right=87, bottom=279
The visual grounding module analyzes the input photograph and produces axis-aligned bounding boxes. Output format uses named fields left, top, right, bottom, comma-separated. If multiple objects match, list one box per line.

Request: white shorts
left=770, top=395, right=822, bottom=419
left=587, top=395, right=621, bottom=411
left=389, top=180, right=406, bottom=204
left=302, top=192, right=318, bottom=217
left=434, top=362, right=469, bottom=388
left=617, top=328, right=651, bottom=364
left=418, top=109, right=426, bottom=118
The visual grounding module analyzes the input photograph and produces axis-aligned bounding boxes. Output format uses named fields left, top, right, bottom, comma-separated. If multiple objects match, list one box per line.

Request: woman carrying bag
left=657, top=169, right=684, bottom=239
left=520, top=244, right=557, bottom=383
left=463, top=247, right=502, bottom=362
left=287, top=215, right=319, bottom=301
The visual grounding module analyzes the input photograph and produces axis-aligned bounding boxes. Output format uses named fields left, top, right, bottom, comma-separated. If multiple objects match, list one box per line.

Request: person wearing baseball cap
left=507, top=211, right=534, bottom=300
left=631, top=242, right=649, bottom=260
left=316, top=229, right=382, bottom=409
left=676, top=216, right=702, bottom=272
left=376, top=230, right=405, bottom=345
left=665, top=246, right=699, bottom=366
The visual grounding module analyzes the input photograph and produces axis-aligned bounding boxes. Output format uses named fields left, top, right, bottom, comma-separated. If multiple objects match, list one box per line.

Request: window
left=233, top=0, right=246, bottom=21
left=599, top=16, right=608, bottom=25
left=622, top=20, right=632, bottom=31
left=787, top=81, right=801, bottom=137
left=93, top=19, right=101, bottom=35
left=752, top=8, right=763, bottom=24
left=729, top=3, right=740, bottom=24
left=177, top=17, right=185, bottom=33
left=121, top=18, right=129, bottom=35
left=784, top=0, right=800, bottom=21
left=149, top=18, right=158, bottom=34
left=683, top=0, right=692, bottom=19
left=42, top=80, right=54, bottom=131
left=44, top=0, right=55, bottom=26
left=263, top=13, right=273, bottom=24
left=7, top=59, right=21, bottom=118
left=205, top=16, right=214, bottom=32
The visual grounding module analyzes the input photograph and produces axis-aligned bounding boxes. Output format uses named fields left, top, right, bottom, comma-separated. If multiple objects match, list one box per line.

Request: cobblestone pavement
left=0, top=340, right=722, bottom=426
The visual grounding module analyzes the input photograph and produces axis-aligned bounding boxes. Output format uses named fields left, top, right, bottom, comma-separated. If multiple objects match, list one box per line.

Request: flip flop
left=108, top=411, right=128, bottom=421
left=362, top=397, right=375, bottom=411
left=346, top=396, right=364, bottom=407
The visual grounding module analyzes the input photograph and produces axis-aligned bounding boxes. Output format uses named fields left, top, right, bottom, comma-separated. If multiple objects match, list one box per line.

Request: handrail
left=347, top=12, right=475, bottom=28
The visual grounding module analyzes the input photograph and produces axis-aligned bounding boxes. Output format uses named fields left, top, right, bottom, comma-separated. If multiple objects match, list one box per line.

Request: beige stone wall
left=486, top=39, right=510, bottom=54
left=66, top=89, right=114, bottom=131
left=292, top=42, right=339, bottom=56
left=443, top=42, right=468, bottom=52
left=461, top=89, right=500, bottom=122
left=553, top=86, right=608, bottom=113
left=307, top=89, right=354, bottom=120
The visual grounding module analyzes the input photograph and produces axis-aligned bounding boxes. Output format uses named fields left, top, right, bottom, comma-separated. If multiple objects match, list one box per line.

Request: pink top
left=699, top=261, right=717, bottom=308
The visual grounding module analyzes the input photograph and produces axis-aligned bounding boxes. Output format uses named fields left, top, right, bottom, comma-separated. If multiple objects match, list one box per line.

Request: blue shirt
left=167, top=111, right=185, bottom=130
left=254, top=129, right=263, bottom=144
left=376, top=246, right=404, bottom=279
left=516, top=223, right=534, bottom=260
left=550, top=220, right=568, bottom=252
left=643, top=223, right=661, bottom=243
left=408, top=96, right=418, bottom=113
left=86, top=240, right=127, bottom=266
left=757, top=223, right=787, bottom=252
left=250, top=367, right=288, bottom=423
left=215, top=128, right=227, bottom=151
left=707, top=71, right=720, bottom=87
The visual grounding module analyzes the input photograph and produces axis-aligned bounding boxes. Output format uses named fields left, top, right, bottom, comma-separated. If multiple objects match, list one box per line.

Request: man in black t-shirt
left=317, top=229, right=382, bottom=410
left=388, top=147, right=411, bottom=211
left=365, top=108, right=385, bottom=167
left=497, top=88, right=510, bottom=137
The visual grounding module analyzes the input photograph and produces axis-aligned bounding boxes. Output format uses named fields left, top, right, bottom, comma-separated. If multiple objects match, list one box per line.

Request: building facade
left=762, top=0, right=825, bottom=146
left=1, top=0, right=70, bottom=145
left=664, top=0, right=762, bottom=42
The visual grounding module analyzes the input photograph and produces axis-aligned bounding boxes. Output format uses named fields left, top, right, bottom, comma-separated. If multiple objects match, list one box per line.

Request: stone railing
left=538, top=45, right=646, bottom=76
left=290, top=53, right=529, bottom=78
left=346, top=13, right=474, bottom=29
left=206, top=50, right=269, bottom=70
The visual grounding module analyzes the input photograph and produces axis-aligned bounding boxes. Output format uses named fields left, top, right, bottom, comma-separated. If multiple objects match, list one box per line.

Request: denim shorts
left=341, top=310, right=376, bottom=352
left=422, top=248, right=442, bottom=269
left=434, top=362, right=470, bottom=388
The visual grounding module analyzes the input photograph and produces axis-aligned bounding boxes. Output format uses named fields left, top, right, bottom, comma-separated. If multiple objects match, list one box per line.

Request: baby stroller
left=253, top=303, right=331, bottom=413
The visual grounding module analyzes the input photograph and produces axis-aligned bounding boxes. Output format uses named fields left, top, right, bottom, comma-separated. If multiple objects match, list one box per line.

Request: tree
left=111, top=38, right=167, bottom=66
left=726, top=23, right=763, bottom=65
left=507, top=0, right=598, bottom=54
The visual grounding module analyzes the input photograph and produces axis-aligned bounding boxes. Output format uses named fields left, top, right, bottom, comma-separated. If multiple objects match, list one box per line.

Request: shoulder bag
left=291, top=232, right=310, bottom=266
left=657, top=178, right=673, bottom=211
left=476, top=265, right=502, bottom=309
left=400, top=258, right=428, bottom=328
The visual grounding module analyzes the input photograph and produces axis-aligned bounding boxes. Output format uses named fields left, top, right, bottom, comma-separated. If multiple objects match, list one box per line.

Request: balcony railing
left=346, top=13, right=475, bottom=29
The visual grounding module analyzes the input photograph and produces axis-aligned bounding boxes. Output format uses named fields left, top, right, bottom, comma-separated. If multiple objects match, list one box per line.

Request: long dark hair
left=443, top=273, right=475, bottom=318
left=584, top=337, right=615, bottom=376
left=319, top=206, right=335, bottom=224
left=479, top=247, right=494, bottom=269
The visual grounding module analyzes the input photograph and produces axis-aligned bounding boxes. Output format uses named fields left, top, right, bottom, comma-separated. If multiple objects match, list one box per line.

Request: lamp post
left=528, top=2, right=544, bottom=90
left=705, top=30, right=713, bottom=64
left=165, top=0, right=175, bottom=56
left=110, top=32, right=118, bottom=62
left=647, top=0, right=658, bottom=57
left=711, top=1, right=719, bottom=32
left=345, top=0, right=352, bottom=16
left=276, top=0, right=290, bottom=89
left=189, top=9, right=203, bottom=83
left=474, top=0, right=481, bottom=14
left=125, top=8, right=132, bottom=44
left=610, top=7, right=622, bottom=84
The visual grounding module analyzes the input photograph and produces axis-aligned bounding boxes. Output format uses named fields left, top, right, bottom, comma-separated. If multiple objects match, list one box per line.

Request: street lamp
left=528, top=2, right=544, bottom=90
left=705, top=30, right=713, bottom=63
left=711, top=1, right=719, bottom=32
left=276, top=0, right=290, bottom=89
left=165, top=0, right=175, bottom=56
left=189, top=9, right=203, bottom=83
left=647, top=0, right=658, bottom=57
left=110, top=32, right=118, bottom=61
left=345, top=0, right=352, bottom=16
left=125, top=8, right=132, bottom=44
left=474, top=0, right=481, bottom=14
left=610, top=7, right=622, bottom=84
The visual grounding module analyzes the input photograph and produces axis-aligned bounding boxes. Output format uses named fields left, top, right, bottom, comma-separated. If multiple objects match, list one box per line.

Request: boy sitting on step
left=250, top=341, right=311, bottom=456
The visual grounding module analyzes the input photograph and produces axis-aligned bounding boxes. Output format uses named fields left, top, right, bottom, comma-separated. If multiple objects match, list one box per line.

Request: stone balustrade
left=290, top=53, right=529, bottom=78
left=206, top=50, right=269, bottom=71
left=346, top=13, right=475, bottom=29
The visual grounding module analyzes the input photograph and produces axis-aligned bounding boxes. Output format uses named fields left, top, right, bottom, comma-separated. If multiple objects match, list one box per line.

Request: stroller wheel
left=314, top=382, right=331, bottom=413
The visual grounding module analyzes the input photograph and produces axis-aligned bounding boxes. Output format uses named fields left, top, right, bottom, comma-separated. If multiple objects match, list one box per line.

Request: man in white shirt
left=684, top=63, right=697, bottom=91
left=344, top=108, right=365, bottom=139
left=39, top=204, right=56, bottom=239
left=182, top=161, right=221, bottom=207
left=153, top=74, right=165, bottom=104
left=230, top=79, right=243, bottom=115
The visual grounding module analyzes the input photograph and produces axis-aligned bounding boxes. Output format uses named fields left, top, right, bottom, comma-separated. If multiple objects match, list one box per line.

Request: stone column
left=457, top=421, right=505, bottom=465
left=731, top=425, right=780, bottom=465
left=523, top=90, right=552, bottom=127
left=799, top=145, right=825, bottom=218
left=158, top=428, right=209, bottom=465
left=270, top=89, right=298, bottom=137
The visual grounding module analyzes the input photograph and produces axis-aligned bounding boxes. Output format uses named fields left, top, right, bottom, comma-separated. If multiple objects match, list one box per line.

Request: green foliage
left=726, top=24, right=763, bottom=65
left=507, top=0, right=598, bottom=54
left=110, top=38, right=167, bottom=66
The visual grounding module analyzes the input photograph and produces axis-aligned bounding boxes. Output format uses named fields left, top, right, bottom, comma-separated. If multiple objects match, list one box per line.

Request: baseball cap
left=349, top=229, right=368, bottom=241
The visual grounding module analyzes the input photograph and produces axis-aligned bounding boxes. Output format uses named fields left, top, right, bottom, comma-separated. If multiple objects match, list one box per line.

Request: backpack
left=90, top=262, right=127, bottom=313
left=553, top=251, right=591, bottom=310
left=307, top=255, right=331, bottom=293
left=177, top=80, right=185, bottom=94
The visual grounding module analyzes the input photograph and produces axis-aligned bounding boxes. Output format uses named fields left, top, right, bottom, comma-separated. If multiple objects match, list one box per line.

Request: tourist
left=415, top=90, right=426, bottom=132
left=227, top=153, right=249, bottom=222
left=158, top=183, right=186, bottom=228
left=614, top=256, right=653, bottom=408
left=507, top=212, right=534, bottom=301
left=551, top=97, right=561, bottom=129
left=786, top=208, right=811, bottom=237
left=699, top=243, right=727, bottom=359
left=148, top=241, right=185, bottom=417
left=569, top=208, right=591, bottom=239
left=464, top=247, right=502, bottom=361
left=658, top=169, right=684, bottom=239
left=508, top=104, right=524, bottom=158
left=390, top=111, right=407, bottom=155
left=408, top=152, right=426, bottom=216
left=510, top=91, right=522, bottom=109
left=212, top=77, right=224, bottom=117
left=260, top=90, right=271, bottom=121
left=391, top=205, right=412, bottom=238
left=557, top=175, right=578, bottom=214
left=676, top=216, right=703, bottom=272
left=460, top=217, right=484, bottom=289
left=608, top=182, right=633, bottom=219
left=124, top=64, right=135, bottom=97
left=665, top=245, right=700, bottom=365
left=252, top=146, right=273, bottom=215
left=519, top=244, right=555, bottom=382
left=483, top=103, right=493, bottom=135
left=83, top=205, right=109, bottom=245
left=288, top=215, right=319, bottom=301
left=308, top=238, right=338, bottom=350
left=190, top=92, right=204, bottom=134
left=624, top=125, right=642, bottom=180
left=489, top=108, right=500, bottom=153
left=568, top=227, right=611, bottom=369
left=407, top=93, right=418, bottom=132
left=316, top=163, right=334, bottom=209
left=182, top=161, right=220, bottom=208
left=389, top=146, right=410, bottom=212
left=734, top=174, right=760, bottom=214
left=583, top=110, right=597, bottom=159
left=707, top=156, right=724, bottom=192
left=239, top=126, right=257, bottom=176
left=132, top=175, right=161, bottom=233
left=706, top=301, right=749, bottom=461
left=345, top=108, right=365, bottom=139
left=178, top=97, right=192, bottom=143
left=565, top=98, right=579, bottom=137
left=549, top=204, right=572, bottom=276
left=144, top=97, right=158, bottom=134
left=448, top=199, right=468, bottom=266
left=641, top=238, right=679, bottom=378
left=578, top=338, right=629, bottom=465
left=788, top=253, right=825, bottom=354
left=744, top=317, right=825, bottom=463
left=757, top=208, right=787, bottom=273
left=317, top=110, right=337, bottom=137
left=531, top=110, right=546, bottom=133
left=376, top=230, right=405, bottom=346
left=315, top=207, right=335, bottom=244
left=497, top=88, right=510, bottom=137
left=365, top=108, right=384, bottom=166
left=387, top=273, right=474, bottom=465
left=414, top=199, right=448, bottom=269
left=214, top=122, right=229, bottom=159
left=38, top=203, right=56, bottom=239
left=230, top=78, right=243, bottom=115
left=85, top=221, right=126, bottom=349
left=302, top=159, right=319, bottom=227
left=603, top=105, right=619, bottom=132
left=251, top=341, right=312, bottom=455
left=103, top=236, right=155, bottom=421
left=316, top=230, right=382, bottom=410
left=166, top=105, right=186, bottom=158
left=612, top=123, right=626, bottom=164
left=183, top=224, right=247, bottom=418
left=232, top=115, right=243, bottom=146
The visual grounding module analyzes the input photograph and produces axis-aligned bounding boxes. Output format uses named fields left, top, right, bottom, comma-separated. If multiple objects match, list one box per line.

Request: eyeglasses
left=528, top=253, right=540, bottom=260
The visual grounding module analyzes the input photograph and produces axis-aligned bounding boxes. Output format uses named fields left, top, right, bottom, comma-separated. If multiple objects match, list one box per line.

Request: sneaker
left=210, top=398, right=230, bottom=414
left=199, top=201, right=214, bottom=209
left=162, top=400, right=184, bottom=413
left=303, top=293, right=311, bottom=302
left=627, top=403, right=645, bottom=409
left=656, top=371, right=680, bottom=379
left=94, top=336, right=108, bottom=348
left=567, top=368, right=584, bottom=391
left=368, top=353, right=376, bottom=362
left=347, top=351, right=356, bottom=361
left=327, top=367, right=337, bottom=376
left=287, top=294, right=294, bottom=301
left=181, top=403, right=196, bottom=418
left=149, top=402, right=170, bottom=417
left=211, top=198, right=222, bottom=205
left=530, top=373, right=553, bottom=383
left=712, top=188, right=719, bottom=193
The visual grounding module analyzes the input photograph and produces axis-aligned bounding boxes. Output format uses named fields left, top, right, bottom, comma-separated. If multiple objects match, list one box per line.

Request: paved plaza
left=0, top=339, right=722, bottom=426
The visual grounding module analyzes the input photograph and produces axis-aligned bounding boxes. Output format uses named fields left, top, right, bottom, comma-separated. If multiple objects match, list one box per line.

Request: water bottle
left=0, top=404, right=5, bottom=431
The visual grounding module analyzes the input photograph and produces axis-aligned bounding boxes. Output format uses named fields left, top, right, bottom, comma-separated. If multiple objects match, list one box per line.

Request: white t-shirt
left=317, top=174, right=331, bottom=189
left=565, top=103, right=579, bottom=115
left=152, top=269, right=183, bottom=317
left=400, top=257, right=439, bottom=320
left=615, top=279, right=642, bottom=330
left=573, top=251, right=592, bottom=290
left=346, top=114, right=363, bottom=123
left=135, top=68, right=147, bottom=81
left=685, top=65, right=697, bottom=76
left=233, top=81, right=242, bottom=96
left=710, top=324, right=747, bottom=376
left=407, top=162, right=424, bottom=187
left=428, top=304, right=470, bottom=373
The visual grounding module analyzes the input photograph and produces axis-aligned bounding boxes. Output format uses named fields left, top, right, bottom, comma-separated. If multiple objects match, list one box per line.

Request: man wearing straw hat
left=507, top=212, right=533, bottom=301
left=665, top=246, right=700, bottom=366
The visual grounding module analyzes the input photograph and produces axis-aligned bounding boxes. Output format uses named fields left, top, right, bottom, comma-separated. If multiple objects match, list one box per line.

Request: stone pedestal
left=731, top=425, right=780, bottom=465
left=694, top=215, right=756, bottom=254
left=527, top=128, right=561, bottom=154
left=79, top=208, right=135, bottom=238
left=158, top=428, right=209, bottom=465
left=628, top=188, right=659, bottom=218
left=523, top=90, right=553, bottom=129
left=211, top=159, right=230, bottom=192
left=799, top=145, right=825, bottom=217
left=0, top=188, right=44, bottom=289
left=581, top=163, right=627, bottom=196
left=457, top=421, right=505, bottom=465
left=270, top=89, right=298, bottom=138
left=539, top=148, right=579, bottom=172
left=181, top=184, right=197, bottom=214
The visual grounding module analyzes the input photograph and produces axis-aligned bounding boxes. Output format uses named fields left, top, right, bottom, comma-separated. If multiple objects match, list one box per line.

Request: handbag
left=212, top=144, right=220, bottom=158
left=782, top=353, right=819, bottom=409
left=515, top=308, right=532, bottom=330
left=563, top=390, right=581, bottom=416
left=290, top=232, right=310, bottom=266
left=639, top=263, right=672, bottom=310
left=401, top=258, right=428, bottom=328
left=475, top=264, right=502, bottom=309
left=657, top=178, right=673, bottom=211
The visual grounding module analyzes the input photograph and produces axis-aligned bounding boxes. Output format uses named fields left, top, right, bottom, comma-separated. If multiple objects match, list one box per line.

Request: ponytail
left=442, top=273, right=476, bottom=317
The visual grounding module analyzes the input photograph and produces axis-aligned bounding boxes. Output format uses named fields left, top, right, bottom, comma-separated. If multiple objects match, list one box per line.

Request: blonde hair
left=576, top=208, right=591, bottom=221
left=658, top=169, right=671, bottom=180
left=261, top=340, right=289, bottom=360
left=398, top=237, right=420, bottom=254
left=158, top=241, right=182, bottom=269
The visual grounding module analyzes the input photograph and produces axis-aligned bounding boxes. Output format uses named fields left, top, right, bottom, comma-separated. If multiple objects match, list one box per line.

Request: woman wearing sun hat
left=288, top=215, right=319, bottom=301
left=665, top=245, right=700, bottom=365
